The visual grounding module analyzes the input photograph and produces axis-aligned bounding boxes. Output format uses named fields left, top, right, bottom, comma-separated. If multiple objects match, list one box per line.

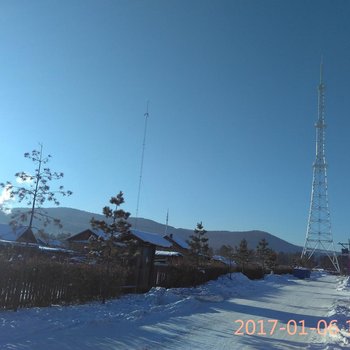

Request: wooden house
left=67, top=228, right=172, bottom=292
left=127, top=229, right=172, bottom=291
left=163, top=233, right=190, bottom=256
left=154, top=250, right=183, bottom=266
left=0, top=224, right=38, bottom=244
left=211, top=255, right=235, bottom=268
left=66, top=229, right=108, bottom=251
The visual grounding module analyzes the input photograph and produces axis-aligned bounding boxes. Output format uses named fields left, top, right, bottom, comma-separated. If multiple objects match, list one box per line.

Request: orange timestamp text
left=234, top=319, right=349, bottom=337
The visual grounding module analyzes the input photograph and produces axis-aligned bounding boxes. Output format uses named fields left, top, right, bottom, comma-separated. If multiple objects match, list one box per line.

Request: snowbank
left=1, top=272, right=348, bottom=350
left=324, top=276, right=350, bottom=347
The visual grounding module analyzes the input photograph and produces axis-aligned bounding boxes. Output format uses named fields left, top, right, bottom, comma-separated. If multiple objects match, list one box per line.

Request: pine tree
left=256, top=238, right=269, bottom=270
left=218, top=244, right=234, bottom=259
left=218, top=244, right=235, bottom=279
left=256, top=238, right=277, bottom=271
left=234, top=239, right=253, bottom=272
left=90, top=191, right=134, bottom=264
left=187, top=222, right=209, bottom=265
left=90, top=191, right=136, bottom=303
left=266, top=250, right=277, bottom=270
left=0, top=145, right=72, bottom=235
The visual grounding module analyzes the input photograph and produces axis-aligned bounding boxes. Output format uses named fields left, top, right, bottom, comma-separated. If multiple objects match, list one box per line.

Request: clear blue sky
left=0, top=0, right=350, bottom=247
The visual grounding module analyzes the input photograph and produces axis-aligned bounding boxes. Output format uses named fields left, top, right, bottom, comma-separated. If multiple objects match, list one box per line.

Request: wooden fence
left=0, top=261, right=126, bottom=310
left=153, top=265, right=229, bottom=288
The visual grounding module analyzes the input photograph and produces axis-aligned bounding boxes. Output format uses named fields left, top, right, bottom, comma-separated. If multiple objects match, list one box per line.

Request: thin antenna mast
left=320, top=56, right=323, bottom=84
left=135, top=101, right=150, bottom=229
left=164, top=209, right=169, bottom=236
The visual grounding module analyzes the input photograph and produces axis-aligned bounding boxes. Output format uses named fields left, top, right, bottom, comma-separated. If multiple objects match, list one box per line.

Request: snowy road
left=1, top=272, right=350, bottom=349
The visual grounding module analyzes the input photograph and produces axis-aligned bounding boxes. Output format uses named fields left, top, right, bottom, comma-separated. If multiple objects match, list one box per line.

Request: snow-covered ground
left=1, top=271, right=350, bottom=349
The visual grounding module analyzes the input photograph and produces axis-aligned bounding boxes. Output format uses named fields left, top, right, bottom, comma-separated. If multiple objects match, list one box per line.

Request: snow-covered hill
left=0, top=272, right=349, bottom=349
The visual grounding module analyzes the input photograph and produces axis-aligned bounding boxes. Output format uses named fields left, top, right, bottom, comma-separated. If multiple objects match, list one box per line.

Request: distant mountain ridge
left=0, top=207, right=302, bottom=253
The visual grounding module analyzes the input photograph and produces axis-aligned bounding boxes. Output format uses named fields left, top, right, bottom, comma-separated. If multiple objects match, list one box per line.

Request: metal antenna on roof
left=135, top=101, right=150, bottom=229
left=164, top=209, right=169, bottom=236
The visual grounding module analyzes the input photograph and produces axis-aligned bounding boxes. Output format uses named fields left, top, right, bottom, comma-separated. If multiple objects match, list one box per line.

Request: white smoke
left=0, top=185, right=13, bottom=214
left=0, top=175, right=33, bottom=214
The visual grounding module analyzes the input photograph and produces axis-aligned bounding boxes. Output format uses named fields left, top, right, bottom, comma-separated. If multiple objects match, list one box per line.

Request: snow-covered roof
left=155, top=250, right=183, bottom=257
left=67, top=228, right=109, bottom=242
left=0, top=224, right=31, bottom=242
left=68, top=228, right=172, bottom=248
left=131, top=229, right=172, bottom=248
left=167, top=235, right=189, bottom=249
left=48, top=239, right=66, bottom=248
left=39, top=246, right=74, bottom=254
left=0, top=239, right=38, bottom=248
left=93, top=229, right=110, bottom=240
left=36, top=237, right=48, bottom=245
left=212, top=255, right=236, bottom=266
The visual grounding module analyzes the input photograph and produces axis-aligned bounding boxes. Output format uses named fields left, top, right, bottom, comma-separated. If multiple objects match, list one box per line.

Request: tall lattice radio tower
left=301, top=63, right=340, bottom=273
